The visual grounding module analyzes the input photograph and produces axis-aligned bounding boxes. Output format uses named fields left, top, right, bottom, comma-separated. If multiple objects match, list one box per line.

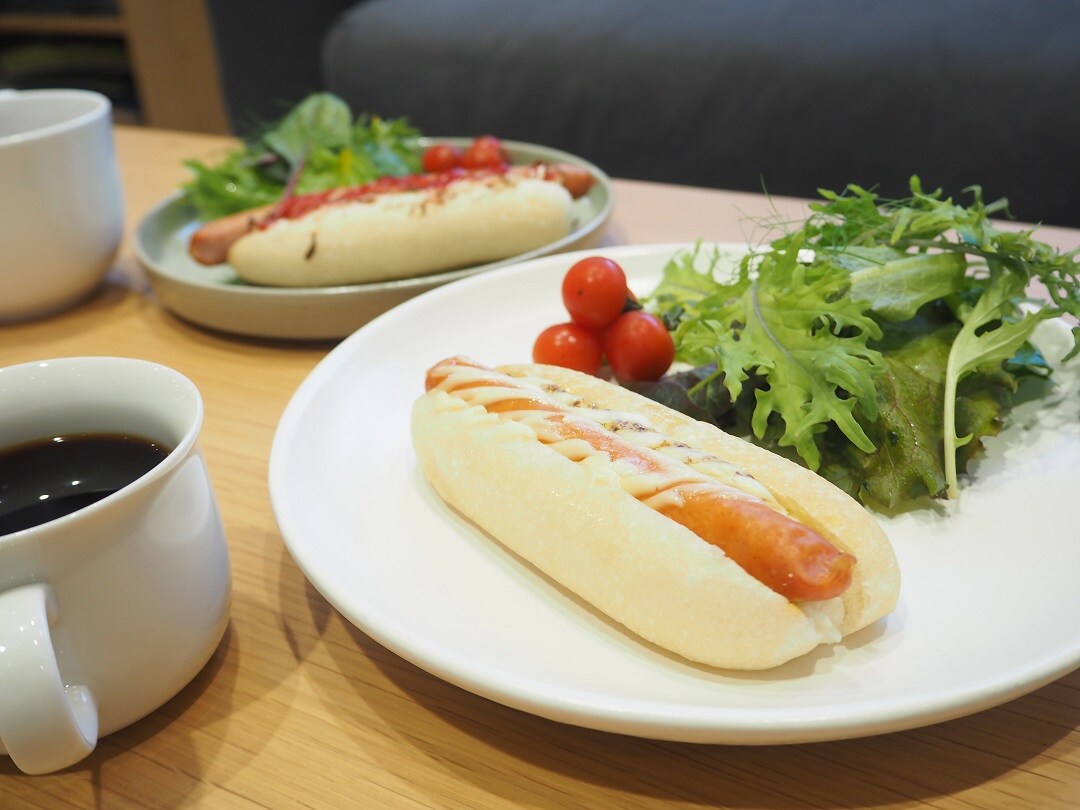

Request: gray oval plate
left=134, top=138, right=613, bottom=340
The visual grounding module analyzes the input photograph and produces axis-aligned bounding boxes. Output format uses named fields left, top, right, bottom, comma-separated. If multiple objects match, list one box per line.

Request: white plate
left=270, top=242, right=1080, bottom=744
left=133, top=139, right=612, bottom=340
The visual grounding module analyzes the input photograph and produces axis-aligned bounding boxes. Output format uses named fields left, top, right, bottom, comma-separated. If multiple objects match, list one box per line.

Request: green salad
left=181, top=93, right=423, bottom=221
left=633, top=178, right=1080, bottom=511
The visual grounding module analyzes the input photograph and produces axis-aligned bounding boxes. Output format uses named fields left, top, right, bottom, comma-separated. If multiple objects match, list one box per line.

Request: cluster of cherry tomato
left=421, top=135, right=509, bottom=173
left=533, top=256, right=675, bottom=381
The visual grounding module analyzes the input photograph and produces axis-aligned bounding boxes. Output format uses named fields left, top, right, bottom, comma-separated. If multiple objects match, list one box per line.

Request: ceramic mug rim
left=0, top=88, right=112, bottom=149
left=0, top=356, right=204, bottom=546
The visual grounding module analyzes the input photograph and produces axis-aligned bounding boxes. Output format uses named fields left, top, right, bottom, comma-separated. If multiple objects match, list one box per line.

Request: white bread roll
left=411, top=360, right=900, bottom=670
left=227, top=177, right=574, bottom=287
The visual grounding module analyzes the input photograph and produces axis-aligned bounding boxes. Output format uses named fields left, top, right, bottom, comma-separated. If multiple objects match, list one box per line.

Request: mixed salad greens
left=181, top=93, right=423, bottom=220
left=635, top=178, right=1079, bottom=511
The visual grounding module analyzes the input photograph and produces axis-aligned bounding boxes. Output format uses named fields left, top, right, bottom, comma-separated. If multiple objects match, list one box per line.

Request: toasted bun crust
left=412, top=362, right=902, bottom=670
left=498, top=363, right=901, bottom=636
left=227, top=177, right=574, bottom=287
left=412, top=390, right=848, bottom=670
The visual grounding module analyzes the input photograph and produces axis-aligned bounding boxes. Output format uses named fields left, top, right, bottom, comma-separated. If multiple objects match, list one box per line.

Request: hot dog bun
left=411, top=359, right=900, bottom=670
left=226, top=176, right=575, bottom=287
left=499, top=363, right=901, bottom=636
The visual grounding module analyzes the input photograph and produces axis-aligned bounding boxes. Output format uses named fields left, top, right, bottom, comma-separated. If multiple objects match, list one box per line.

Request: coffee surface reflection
left=0, top=432, right=171, bottom=536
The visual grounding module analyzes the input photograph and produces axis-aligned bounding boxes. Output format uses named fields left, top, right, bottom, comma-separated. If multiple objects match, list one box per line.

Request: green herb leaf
left=646, top=243, right=734, bottom=319
left=942, top=274, right=1055, bottom=496
left=261, top=92, right=354, bottom=168
left=179, top=93, right=423, bottom=220
left=180, top=156, right=282, bottom=219
left=772, top=307, right=1015, bottom=509
left=817, top=308, right=1012, bottom=508
left=845, top=251, right=968, bottom=321
left=653, top=237, right=884, bottom=470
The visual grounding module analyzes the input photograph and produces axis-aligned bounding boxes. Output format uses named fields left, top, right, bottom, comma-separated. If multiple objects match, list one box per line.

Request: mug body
left=0, top=357, right=231, bottom=756
left=0, top=90, right=124, bottom=321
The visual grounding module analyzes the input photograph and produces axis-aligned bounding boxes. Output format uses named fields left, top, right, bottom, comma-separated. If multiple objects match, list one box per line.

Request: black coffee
left=0, top=432, right=172, bottom=537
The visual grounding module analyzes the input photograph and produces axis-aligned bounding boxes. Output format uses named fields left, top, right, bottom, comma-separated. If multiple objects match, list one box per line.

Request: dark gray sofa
left=207, top=1, right=1080, bottom=227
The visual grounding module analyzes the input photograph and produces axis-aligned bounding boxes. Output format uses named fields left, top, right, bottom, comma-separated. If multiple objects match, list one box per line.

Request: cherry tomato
left=461, top=135, right=509, bottom=169
left=421, top=143, right=464, bottom=173
left=561, top=256, right=630, bottom=330
left=533, top=322, right=604, bottom=375
left=602, top=311, right=676, bottom=382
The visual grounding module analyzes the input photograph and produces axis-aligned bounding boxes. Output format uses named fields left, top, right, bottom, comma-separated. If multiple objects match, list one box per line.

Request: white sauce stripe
left=433, top=362, right=777, bottom=508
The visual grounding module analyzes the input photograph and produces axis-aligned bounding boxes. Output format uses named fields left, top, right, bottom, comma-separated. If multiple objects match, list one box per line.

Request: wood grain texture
left=0, top=127, right=1077, bottom=809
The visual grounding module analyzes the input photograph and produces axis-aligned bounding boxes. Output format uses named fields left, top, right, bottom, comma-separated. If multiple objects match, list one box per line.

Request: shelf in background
left=0, top=12, right=125, bottom=37
left=0, top=0, right=229, bottom=134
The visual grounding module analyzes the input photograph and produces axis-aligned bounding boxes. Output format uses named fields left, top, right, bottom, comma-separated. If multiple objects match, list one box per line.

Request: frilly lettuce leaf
left=844, top=250, right=967, bottom=321
left=820, top=307, right=1016, bottom=508
left=641, top=177, right=1078, bottom=509
left=650, top=237, right=884, bottom=470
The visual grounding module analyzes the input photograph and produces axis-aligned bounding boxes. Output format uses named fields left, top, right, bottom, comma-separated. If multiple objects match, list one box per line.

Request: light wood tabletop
left=1, top=126, right=1078, bottom=809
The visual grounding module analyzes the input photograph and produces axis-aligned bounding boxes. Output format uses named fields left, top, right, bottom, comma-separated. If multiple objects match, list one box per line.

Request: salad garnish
left=636, top=177, right=1079, bottom=509
left=181, top=93, right=423, bottom=220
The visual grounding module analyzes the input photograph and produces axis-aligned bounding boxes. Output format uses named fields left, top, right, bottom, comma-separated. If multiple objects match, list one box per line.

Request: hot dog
left=411, top=357, right=900, bottom=670
left=188, top=163, right=596, bottom=287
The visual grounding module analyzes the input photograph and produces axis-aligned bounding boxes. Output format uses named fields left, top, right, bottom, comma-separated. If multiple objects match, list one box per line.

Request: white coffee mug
left=0, top=89, right=124, bottom=321
left=0, top=357, right=231, bottom=775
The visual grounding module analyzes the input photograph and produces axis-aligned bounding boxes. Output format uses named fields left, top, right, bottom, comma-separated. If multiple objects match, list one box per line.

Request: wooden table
left=1, top=126, right=1078, bottom=809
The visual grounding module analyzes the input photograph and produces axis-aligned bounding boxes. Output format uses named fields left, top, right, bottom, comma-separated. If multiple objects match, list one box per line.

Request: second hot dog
left=189, top=163, right=596, bottom=287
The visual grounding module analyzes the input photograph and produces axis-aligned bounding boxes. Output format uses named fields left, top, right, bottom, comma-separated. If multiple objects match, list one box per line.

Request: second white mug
left=0, top=89, right=124, bottom=321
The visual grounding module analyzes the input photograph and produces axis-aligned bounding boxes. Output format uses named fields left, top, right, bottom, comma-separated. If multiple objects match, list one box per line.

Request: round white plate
left=270, top=242, right=1080, bottom=744
left=134, top=139, right=612, bottom=340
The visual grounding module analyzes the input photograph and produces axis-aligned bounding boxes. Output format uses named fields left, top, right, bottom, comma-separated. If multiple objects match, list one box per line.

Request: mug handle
left=0, top=582, right=98, bottom=774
